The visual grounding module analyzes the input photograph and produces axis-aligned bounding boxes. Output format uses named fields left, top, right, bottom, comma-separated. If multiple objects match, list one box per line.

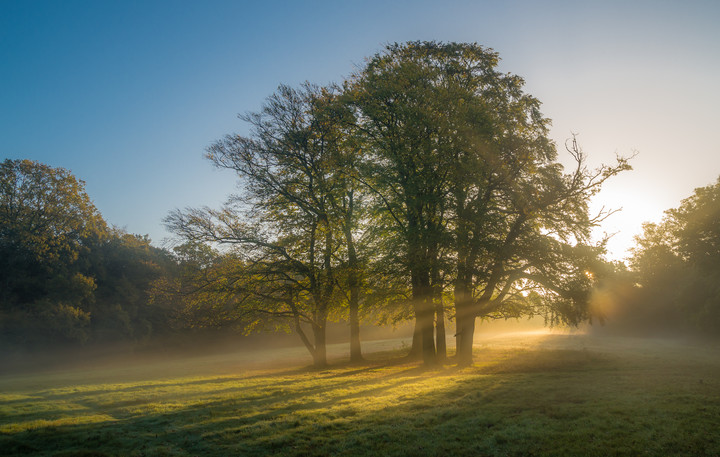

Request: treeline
left=597, top=178, right=720, bottom=336
left=0, top=159, right=178, bottom=348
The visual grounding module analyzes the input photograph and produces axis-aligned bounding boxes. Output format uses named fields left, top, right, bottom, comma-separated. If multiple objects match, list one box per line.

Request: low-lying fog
left=3, top=314, right=716, bottom=386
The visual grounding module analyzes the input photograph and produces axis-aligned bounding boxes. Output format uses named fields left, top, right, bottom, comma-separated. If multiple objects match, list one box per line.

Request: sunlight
left=588, top=185, right=667, bottom=260
left=473, top=328, right=556, bottom=352
left=0, top=414, right=117, bottom=434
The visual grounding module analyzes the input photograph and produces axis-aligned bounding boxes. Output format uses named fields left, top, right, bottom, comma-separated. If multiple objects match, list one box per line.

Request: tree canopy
left=346, top=41, right=630, bottom=365
left=0, top=159, right=177, bottom=347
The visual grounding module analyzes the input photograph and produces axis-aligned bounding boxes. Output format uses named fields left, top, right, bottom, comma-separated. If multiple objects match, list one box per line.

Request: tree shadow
left=3, top=342, right=719, bottom=456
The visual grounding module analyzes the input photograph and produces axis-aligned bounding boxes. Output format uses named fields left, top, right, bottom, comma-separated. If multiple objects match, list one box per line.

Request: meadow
left=1, top=332, right=719, bottom=456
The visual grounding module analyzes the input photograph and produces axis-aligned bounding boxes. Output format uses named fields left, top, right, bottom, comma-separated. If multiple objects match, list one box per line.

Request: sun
left=588, top=184, right=667, bottom=261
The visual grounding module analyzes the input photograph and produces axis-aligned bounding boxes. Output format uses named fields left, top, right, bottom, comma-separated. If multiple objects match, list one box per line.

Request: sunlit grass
left=1, top=334, right=719, bottom=456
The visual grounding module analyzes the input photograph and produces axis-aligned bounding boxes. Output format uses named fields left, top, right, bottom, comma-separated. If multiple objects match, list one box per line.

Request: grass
left=1, top=333, right=720, bottom=456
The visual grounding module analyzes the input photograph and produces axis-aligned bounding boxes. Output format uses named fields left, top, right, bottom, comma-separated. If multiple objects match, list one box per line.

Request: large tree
left=166, top=84, right=366, bottom=367
left=348, top=42, right=459, bottom=365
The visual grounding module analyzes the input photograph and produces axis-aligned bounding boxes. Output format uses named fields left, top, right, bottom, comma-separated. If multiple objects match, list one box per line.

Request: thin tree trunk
left=311, top=216, right=332, bottom=369
left=435, top=300, right=447, bottom=363
left=431, top=254, right=446, bottom=362
left=290, top=298, right=321, bottom=366
left=294, top=321, right=317, bottom=362
left=348, top=294, right=362, bottom=362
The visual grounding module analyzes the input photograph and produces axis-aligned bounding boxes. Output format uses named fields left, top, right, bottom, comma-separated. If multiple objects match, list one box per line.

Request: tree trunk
left=454, top=264, right=475, bottom=366
left=349, top=295, right=362, bottom=362
left=432, top=260, right=446, bottom=363
left=413, top=282, right=436, bottom=366
left=435, top=300, right=447, bottom=363
left=312, top=217, right=332, bottom=369
left=294, top=323, right=317, bottom=364
left=343, top=194, right=363, bottom=363
left=408, top=320, right=422, bottom=360
left=290, top=298, right=324, bottom=367
left=407, top=206, right=436, bottom=366
left=452, top=184, right=478, bottom=366
left=455, top=309, right=475, bottom=367
left=312, top=322, right=328, bottom=368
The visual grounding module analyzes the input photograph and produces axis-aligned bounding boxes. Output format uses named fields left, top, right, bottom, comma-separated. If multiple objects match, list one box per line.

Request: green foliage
left=0, top=159, right=105, bottom=311
left=346, top=41, right=630, bottom=364
left=0, top=159, right=105, bottom=345
left=166, top=84, right=363, bottom=366
left=0, top=159, right=177, bottom=347
left=39, top=301, right=92, bottom=343
left=90, top=231, right=178, bottom=341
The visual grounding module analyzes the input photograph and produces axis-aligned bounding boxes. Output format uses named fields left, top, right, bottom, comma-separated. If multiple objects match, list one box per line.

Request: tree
left=90, top=230, right=178, bottom=341
left=0, top=159, right=106, bottom=344
left=626, top=177, right=720, bottom=334
left=166, top=84, right=366, bottom=367
left=0, top=159, right=179, bottom=347
left=450, top=132, right=630, bottom=365
left=348, top=42, right=459, bottom=365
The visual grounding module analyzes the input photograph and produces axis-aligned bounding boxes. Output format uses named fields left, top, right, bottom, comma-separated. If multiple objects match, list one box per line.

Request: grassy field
left=1, top=332, right=720, bottom=456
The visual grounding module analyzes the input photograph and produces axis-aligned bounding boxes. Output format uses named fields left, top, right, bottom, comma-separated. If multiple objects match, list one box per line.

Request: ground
left=1, top=331, right=719, bottom=456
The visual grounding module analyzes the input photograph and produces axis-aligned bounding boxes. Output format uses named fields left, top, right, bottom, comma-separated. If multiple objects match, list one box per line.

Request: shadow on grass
left=3, top=340, right=720, bottom=457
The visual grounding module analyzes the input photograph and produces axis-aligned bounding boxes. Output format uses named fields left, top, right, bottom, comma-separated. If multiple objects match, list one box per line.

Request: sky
left=2, top=0, right=719, bottom=260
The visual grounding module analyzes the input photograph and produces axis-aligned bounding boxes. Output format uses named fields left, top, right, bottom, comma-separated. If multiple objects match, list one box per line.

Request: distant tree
left=627, top=177, right=720, bottom=334
left=0, top=159, right=106, bottom=344
left=89, top=230, right=178, bottom=341
left=0, top=159, right=178, bottom=347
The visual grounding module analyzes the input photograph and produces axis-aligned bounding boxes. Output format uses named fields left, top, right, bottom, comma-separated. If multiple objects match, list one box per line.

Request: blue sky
left=2, top=0, right=719, bottom=259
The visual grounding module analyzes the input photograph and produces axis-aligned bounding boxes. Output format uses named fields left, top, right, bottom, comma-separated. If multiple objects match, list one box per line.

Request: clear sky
left=3, top=0, right=719, bottom=260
